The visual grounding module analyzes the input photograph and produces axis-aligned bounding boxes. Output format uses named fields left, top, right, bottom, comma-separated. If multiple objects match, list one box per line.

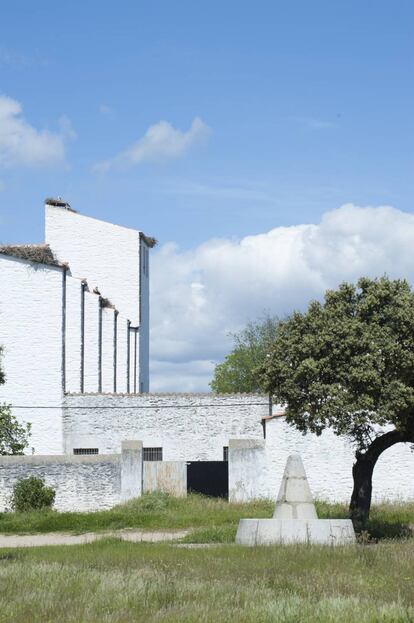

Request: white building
left=0, top=199, right=155, bottom=453
left=0, top=199, right=413, bottom=505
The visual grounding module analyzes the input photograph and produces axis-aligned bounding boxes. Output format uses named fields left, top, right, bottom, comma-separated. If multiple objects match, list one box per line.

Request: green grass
left=316, top=500, right=414, bottom=540
left=0, top=494, right=414, bottom=542
left=0, top=493, right=273, bottom=535
left=0, top=539, right=414, bottom=622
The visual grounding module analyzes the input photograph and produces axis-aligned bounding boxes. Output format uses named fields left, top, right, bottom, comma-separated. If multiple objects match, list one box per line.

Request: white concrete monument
left=236, top=453, right=356, bottom=546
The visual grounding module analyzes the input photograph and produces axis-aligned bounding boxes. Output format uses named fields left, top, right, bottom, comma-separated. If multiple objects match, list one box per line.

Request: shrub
left=11, top=476, right=56, bottom=512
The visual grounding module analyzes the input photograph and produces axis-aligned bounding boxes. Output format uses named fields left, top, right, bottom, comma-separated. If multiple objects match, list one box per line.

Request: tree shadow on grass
left=366, top=518, right=413, bottom=540
left=316, top=500, right=414, bottom=541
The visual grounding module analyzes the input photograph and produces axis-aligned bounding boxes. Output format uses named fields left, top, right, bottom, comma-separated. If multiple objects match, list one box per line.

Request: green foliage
left=258, top=277, right=414, bottom=450
left=0, top=404, right=31, bottom=455
left=210, top=315, right=279, bottom=393
left=0, top=347, right=31, bottom=455
left=11, top=476, right=56, bottom=513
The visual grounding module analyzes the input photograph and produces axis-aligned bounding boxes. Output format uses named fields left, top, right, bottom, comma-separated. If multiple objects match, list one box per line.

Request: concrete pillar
left=121, top=440, right=143, bottom=502
left=229, top=439, right=266, bottom=503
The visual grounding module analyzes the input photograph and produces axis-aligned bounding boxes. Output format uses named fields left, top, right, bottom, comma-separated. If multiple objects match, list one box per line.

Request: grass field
left=0, top=496, right=413, bottom=621
left=0, top=539, right=413, bottom=622
left=0, top=493, right=414, bottom=541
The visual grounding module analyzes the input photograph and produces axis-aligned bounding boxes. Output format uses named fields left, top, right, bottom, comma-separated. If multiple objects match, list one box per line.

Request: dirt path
left=0, top=529, right=190, bottom=548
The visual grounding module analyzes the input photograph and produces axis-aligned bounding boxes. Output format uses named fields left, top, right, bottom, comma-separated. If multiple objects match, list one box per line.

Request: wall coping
left=0, top=454, right=120, bottom=465
left=64, top=392, right=268, bottom=398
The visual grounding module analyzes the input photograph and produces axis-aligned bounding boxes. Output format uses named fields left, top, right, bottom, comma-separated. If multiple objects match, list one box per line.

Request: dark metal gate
left=186, top=461, right=228, bottom=498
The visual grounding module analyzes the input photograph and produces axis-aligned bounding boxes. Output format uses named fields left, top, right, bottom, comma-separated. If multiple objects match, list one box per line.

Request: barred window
left=73, top=448, right=99, bottom=455
left=144, top=447, right=163, bottom=461
left=223, top=446, right=229, bottom=462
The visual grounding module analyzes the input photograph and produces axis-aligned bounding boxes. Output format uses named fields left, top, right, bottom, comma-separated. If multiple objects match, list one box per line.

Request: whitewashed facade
left=63, top=393, right=414, bottom=502
left=0, top=200, right=413, bottom=504
left=0, top=200, right=154, bottom=453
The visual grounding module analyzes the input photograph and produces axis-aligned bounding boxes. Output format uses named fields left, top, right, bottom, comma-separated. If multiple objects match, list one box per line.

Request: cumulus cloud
left=94, top=117, right=210, bottom=172
left=150, top=204, right=414, bottom=391
left=0, top=95, right=70, bottom=168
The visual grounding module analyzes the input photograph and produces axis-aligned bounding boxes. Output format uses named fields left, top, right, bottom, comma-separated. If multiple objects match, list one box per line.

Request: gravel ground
left=0, top=529, right=190, bottom=548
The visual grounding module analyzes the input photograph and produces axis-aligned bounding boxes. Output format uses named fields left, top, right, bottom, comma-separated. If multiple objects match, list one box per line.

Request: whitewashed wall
left=0, top=256, right=63, bottom=454
left=63, top=393, right=269, bottom=456
left=139, top=241, right=150, bottom=392
left=116, top=316, right=129, bottom=393
left=45, top=205, right=150, bottom=393
left=83, top=290, right=100, bottom=393
left=0, top=454, right=121, bottom=511
left=261, top=418, right=414, bottom=503
left=45, top=205, right=142, bottom=326
left=63, top=392, right=414, bottom=502
left=102, top=307, right=115, bottom=393
left=65, top=276, right=82, bottom=393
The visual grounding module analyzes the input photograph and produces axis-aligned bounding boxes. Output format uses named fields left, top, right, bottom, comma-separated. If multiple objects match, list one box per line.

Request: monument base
left=236, top=518, right=355, bottom=546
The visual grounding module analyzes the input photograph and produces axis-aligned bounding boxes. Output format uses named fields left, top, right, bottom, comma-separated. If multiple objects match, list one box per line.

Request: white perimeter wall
left=63, top=392, right=414, bottom=502
left=0, top=455, right=121, bottom=512
left=0, top=256, right=63, bottom=453
left=63, top=393, right=268, bottom=456
left=261, top=418, right=414, bottom=503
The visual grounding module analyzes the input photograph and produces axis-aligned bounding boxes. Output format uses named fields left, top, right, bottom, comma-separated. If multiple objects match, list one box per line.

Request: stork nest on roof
left=0, top=244, right=62, bottom=267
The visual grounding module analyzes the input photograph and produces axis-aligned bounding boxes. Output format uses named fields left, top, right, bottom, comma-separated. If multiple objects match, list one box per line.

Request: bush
left=11, top=476, right=56, bottom=512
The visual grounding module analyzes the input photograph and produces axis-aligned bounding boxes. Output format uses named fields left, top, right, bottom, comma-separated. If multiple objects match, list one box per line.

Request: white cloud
left=0, top=95, right=70, bottom=168
left=98, top=104, right=112, bottom=115
left=150, top=204, right=414, bottom=391
left=94, top=117, right=210, bottom=172
left=289, top=116, right=337, bottom=129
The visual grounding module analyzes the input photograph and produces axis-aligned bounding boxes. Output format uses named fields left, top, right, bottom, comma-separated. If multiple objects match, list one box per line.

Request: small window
left=144, top=447, right=163, bottom=461
left=73, top=448, right=99, bottom=455
left=223, top=446, right=229, bottom=462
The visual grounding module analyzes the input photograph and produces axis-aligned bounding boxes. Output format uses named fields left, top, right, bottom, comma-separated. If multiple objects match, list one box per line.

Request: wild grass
left=0, top=539, right=413, bottom=622
left=316, top=499, right=414, bottom=540
left=0, top=494, right=413, bottom=542
left=0, top=493, right=273, bottom=535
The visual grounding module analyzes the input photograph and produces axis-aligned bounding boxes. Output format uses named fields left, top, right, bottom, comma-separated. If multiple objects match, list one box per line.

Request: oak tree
left=258, top=277, right=414, bottom=529
left=210, top=316, right=279, bottom=393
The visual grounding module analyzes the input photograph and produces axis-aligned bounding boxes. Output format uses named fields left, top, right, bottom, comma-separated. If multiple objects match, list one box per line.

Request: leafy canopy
left=0, top=346, right=31, bottom=455
left=258, top=277, right=414, bottom=450
left=210, top=316, right=279, bottom=393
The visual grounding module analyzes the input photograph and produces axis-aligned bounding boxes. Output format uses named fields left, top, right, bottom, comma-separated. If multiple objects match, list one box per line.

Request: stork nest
left=0, top=244, right=62, bottom=267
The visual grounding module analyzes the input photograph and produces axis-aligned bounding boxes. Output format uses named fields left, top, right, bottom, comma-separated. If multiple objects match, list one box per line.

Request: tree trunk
left=349, top=429, right=414, bottom=531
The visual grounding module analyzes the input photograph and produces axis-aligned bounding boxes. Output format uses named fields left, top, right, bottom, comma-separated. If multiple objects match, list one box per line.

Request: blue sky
left=1, top=1, right=414, bottom=389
